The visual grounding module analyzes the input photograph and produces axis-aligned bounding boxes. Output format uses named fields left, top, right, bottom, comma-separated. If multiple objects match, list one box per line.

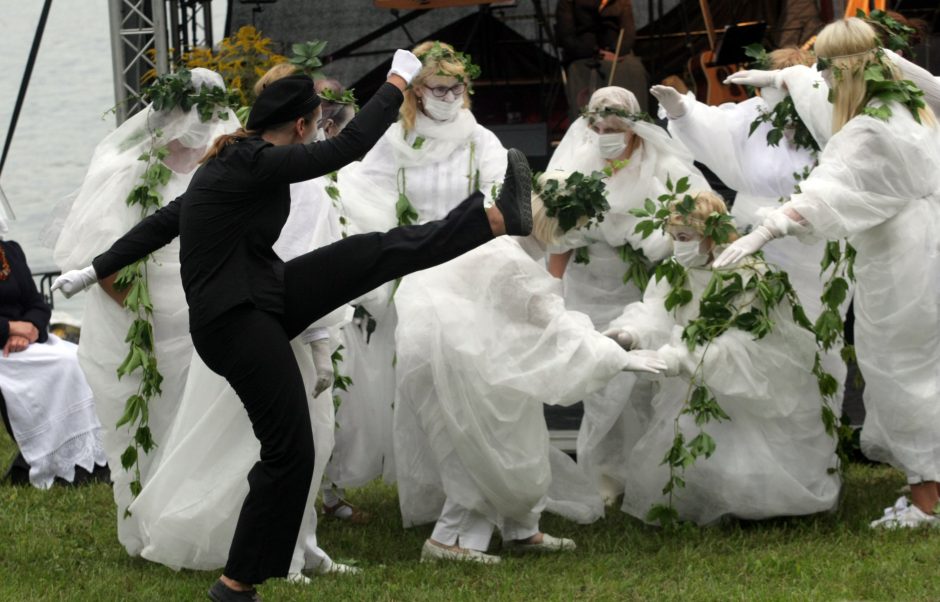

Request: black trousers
left=190, top=192, right=492, bottom=584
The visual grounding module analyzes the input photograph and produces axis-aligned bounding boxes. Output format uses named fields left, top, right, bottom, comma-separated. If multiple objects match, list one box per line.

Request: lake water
left=0, top=1, right=226, bottom=321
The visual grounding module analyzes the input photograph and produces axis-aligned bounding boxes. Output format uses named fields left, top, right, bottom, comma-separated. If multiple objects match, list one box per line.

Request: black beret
left=247, top=74, right=322, bottom=131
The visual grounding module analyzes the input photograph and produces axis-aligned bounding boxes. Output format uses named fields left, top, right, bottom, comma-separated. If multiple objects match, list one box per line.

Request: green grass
left=2, top=428, right=939, bottom=602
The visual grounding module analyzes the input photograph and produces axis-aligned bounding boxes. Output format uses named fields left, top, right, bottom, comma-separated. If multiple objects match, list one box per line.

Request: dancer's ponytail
left=199, top=128, right=255, bottom=164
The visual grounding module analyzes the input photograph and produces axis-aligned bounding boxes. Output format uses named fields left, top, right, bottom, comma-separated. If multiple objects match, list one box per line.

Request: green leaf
left=120, top=446, right=138, bottom=471
left=688, top=431, right=717, bottom=459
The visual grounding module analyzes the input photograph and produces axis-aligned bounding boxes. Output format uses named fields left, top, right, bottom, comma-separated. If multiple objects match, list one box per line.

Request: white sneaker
left=286, top=572, right=311, bottom=585
left=881, top=496, right=910, bottom=518
left=503, top=533, right=577, bottom=553
left=870, top=501, right=940, bottom=529
left=314, top=560, right=362, bottom=576
left=420, top=539, right=501, bottom=564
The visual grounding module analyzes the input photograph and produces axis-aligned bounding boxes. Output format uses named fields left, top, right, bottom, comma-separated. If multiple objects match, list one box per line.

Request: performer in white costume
left=546, top=86, right=708, bottom=502
left=715, top=17, right=940, bottom=528
left=327, top=41, right=508, bottom=514
left=127, top=68, right=360, bottom=579
left=395, top=172, right=667, bottom=563
left=53, top=69, right=237, bottom=554
left=605, top=190, right=840, bottom=524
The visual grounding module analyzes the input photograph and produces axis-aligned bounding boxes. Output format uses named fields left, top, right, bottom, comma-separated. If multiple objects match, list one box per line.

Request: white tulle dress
left=52, top=69, right=238, bottom=555
left=394, top=235, right=628, bottom=539
left=609, top=260, right=841, bottom=524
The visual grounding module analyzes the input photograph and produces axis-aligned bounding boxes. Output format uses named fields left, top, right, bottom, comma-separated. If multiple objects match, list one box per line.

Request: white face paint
left=421, top=94, right=463, bottom=122
left=176, top=120, right=215, bottom=149
left=820, top=68, right=834, bottom=90
left=596, top=132, right=627, bottom=159
left=314, top=126, right=327, bottom=142
left=672, top=238, right=710, bottom=268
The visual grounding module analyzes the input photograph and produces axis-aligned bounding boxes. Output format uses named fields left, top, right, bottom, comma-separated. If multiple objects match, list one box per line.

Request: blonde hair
left=768, top=47, right=815, bottom=69
left=401, top=41, right=471, bottom=132
left=667, top=190, right=738, bottom=243
left=253, top=63, right=299, bottom=97
left=816, top=17, right=935, bottom=133
left=529, top=171, right=591, bottom=246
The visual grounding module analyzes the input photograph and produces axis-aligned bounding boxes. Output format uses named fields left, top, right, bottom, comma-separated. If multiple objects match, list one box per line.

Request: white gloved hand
left=603, top=328, right=635, bottom=350
left=621, top=349, right=669, bottom=374
left=724, top=69, right=784, bottom=90
left=309, top=339, right=334, bottom=398
left=711, top=226, right=776, bottom=269
left=655, top=345, right=682, bottom=377
left=650, top=85, right=689, bottom=119
left=50, top=265, right=98, bottom=298
left=387, top=49, right=423, bottom=85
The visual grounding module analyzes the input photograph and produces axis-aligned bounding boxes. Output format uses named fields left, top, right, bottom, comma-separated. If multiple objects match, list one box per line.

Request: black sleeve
left=0, top=318, right=9, bottom=347
left=555, top=0, right=598, bottom=61
left=6, top=241, right=51, bottom=342
left=92, top=195, right=183, bottom=279
left=250, top=82, right=404, bottom=184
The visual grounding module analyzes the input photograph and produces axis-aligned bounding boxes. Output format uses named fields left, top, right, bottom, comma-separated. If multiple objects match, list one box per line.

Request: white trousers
left=430, top=497, right=542, bottom=552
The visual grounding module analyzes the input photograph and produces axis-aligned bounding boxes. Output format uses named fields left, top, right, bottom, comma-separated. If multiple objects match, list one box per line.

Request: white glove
left=309, top=339, right=334, bottom=398
left=724, top=69, right=784, bottom=90
left=711, top=226, right=776, bottom=269
left=51, top=265, right=98, bottom=298
left=621, top=349, right=668, bottom=374
left=387, top=49, right=423, bottom=85
left=603, top=328, right=635, bottom=350
left=655, top=345, right=682, bottom=377
left=650, top=85, right=688, bottom=119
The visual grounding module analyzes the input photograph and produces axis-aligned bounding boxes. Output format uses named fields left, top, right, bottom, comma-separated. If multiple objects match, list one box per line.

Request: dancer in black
left=53, top=50, right=532, bottom=602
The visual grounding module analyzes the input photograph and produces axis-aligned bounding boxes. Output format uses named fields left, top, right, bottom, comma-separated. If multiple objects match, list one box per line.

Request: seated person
left=556, top=0, right=648, bottom=119
left=0, top=231, right=106, bottom=488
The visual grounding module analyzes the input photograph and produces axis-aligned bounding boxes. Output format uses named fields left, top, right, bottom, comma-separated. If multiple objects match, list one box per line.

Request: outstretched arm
left=92, top=195, right=183, bottom=279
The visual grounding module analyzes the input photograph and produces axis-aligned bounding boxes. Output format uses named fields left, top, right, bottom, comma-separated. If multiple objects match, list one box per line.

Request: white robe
left=394, top=236, right=624, bottom=528
left=329, top=109, right=508, bottom=489
left=783, top=102, right=940, bottom=482
left=610, top=261, right=841, bottom=524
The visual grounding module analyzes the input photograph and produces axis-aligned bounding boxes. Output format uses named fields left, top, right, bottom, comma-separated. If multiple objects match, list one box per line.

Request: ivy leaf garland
left=416, top=42, right=481, bottom=87
left=289, top=40, right=328, bottom=79
left=115, top=69, right=239, bottom=515
left=630, top=177, right=842, bottom=528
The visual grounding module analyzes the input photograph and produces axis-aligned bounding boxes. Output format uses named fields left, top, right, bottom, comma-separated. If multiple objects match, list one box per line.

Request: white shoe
left=420, top=539, right=501, bottom=564
left=313, top=560, right=362, bottom=576
left=286, top=572, right=311, bottom=585
left=503, top=533, right=576, bottom=553
left=881, top=496, right=910, bottom=518
left=870, top=501, right=940, bottom=529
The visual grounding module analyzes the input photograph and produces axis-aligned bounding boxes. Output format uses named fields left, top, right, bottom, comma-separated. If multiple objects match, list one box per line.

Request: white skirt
left=0, top=333, right=106, bottom=488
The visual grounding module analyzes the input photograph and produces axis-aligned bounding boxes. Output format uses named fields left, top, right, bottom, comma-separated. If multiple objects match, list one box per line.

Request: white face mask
left=315, top=126, right=327, bottom=142
left=422, top=94, right=463, bottom=123
left=176, top=120, right=215, bottom=149
left=673, top=239, right=709, bottom=268
left=597, top=132, right=627, bottom=159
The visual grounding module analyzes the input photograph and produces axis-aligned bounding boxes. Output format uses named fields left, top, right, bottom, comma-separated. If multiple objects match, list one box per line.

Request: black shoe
left=208, top=579, right=262, bottom=602
left=495, top=148, right=533, bottom=236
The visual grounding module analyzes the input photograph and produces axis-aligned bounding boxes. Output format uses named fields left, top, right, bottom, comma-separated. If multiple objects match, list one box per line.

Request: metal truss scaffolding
left=108, top=0, right=170, bottom=125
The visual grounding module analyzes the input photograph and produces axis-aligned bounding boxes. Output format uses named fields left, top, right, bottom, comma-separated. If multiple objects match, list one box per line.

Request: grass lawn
left=2, top=428, right=939, bottom=601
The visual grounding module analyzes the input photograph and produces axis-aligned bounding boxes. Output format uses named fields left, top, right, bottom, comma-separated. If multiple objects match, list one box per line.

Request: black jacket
left=0, top=241, right=50, bottom=346
left=93, top=82, right=404, bottom=330
left=555, top=0, right=637, bottom=65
